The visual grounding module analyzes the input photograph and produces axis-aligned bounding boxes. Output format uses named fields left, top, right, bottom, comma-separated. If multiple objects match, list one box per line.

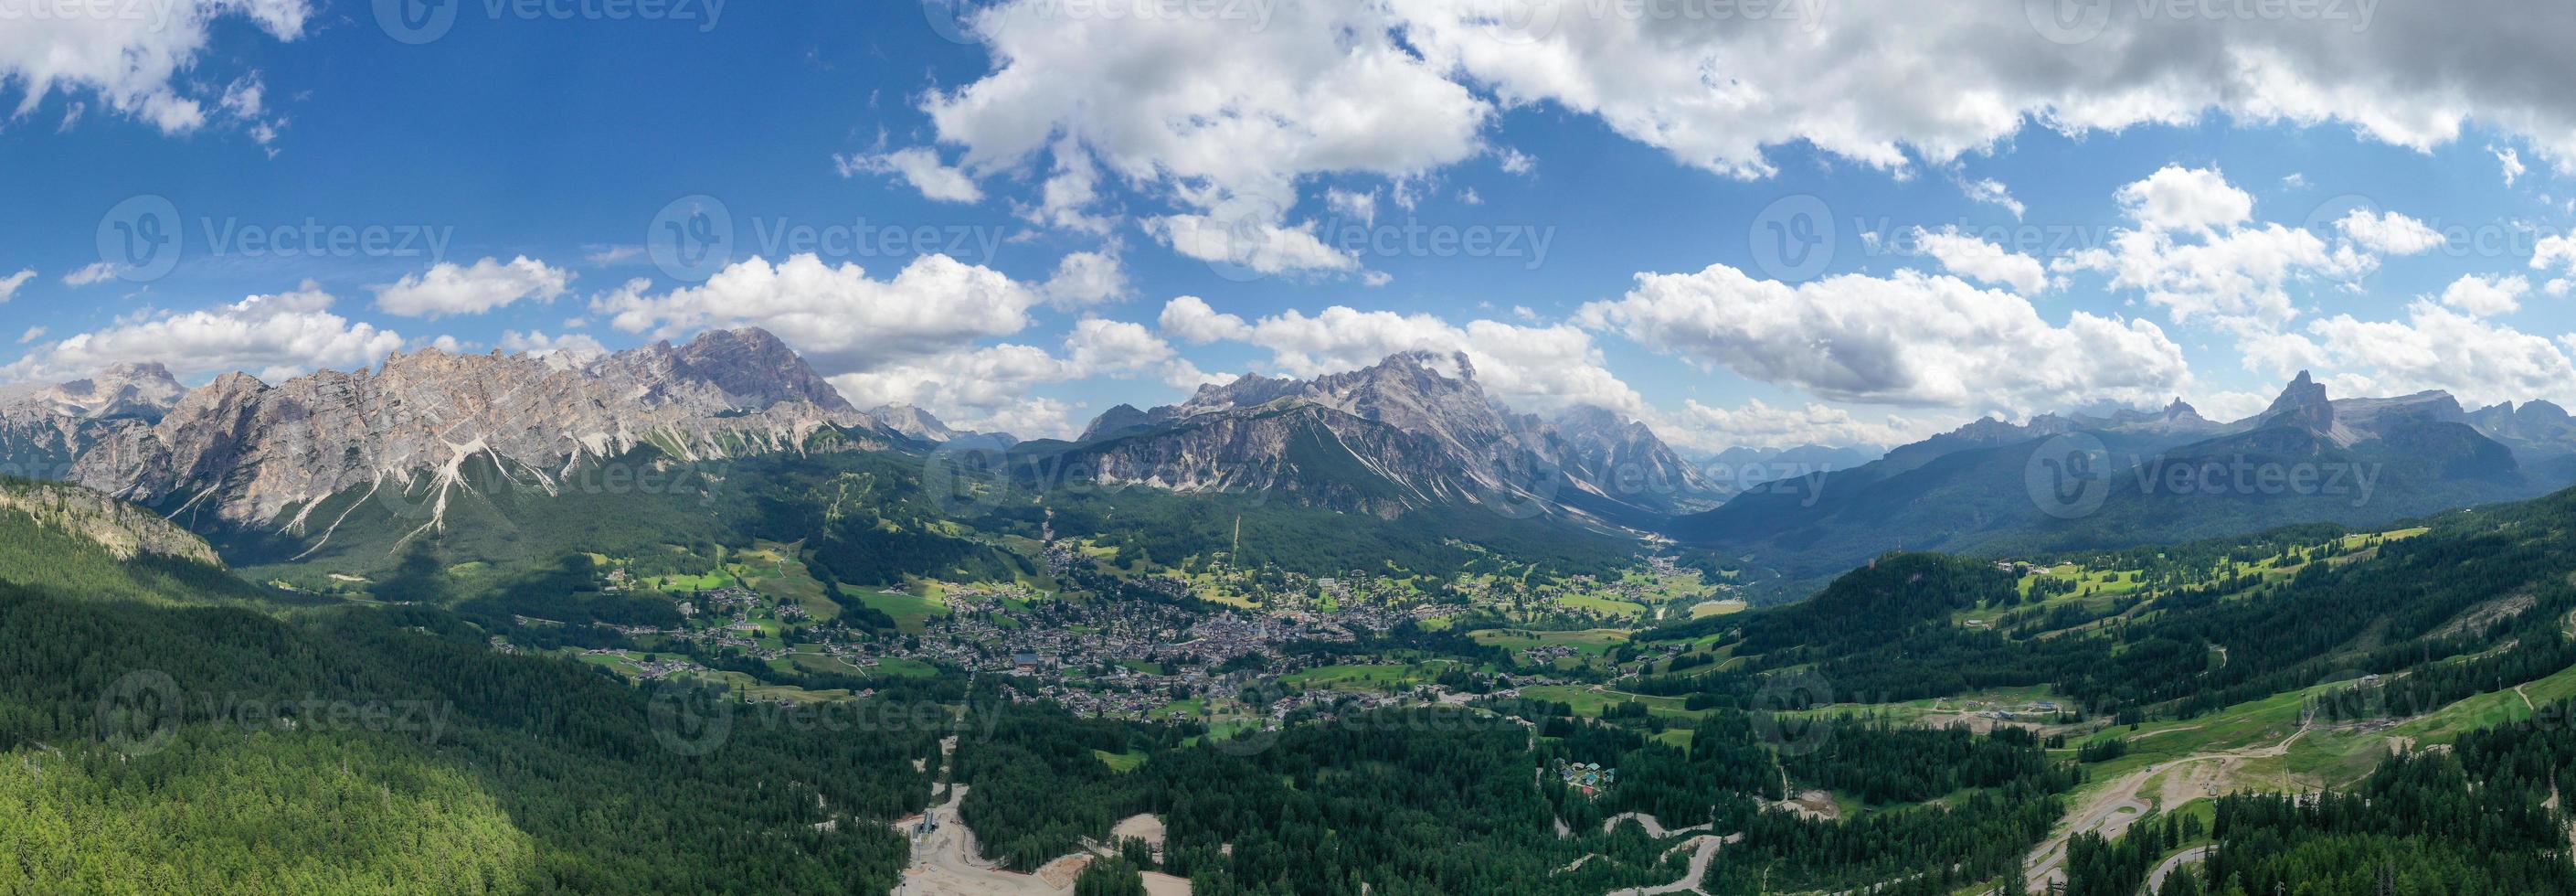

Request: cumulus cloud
left=828, top=320, right=1191, bottom=439
left=3, top=281, right=401, bottom=383
left=2335, top=208, right=2445, bottom=255
left=1911, top=227, right=2046, bottom=294
left=1, top=0, right=307, bottom=135
left=1578, top=263, right=2190, bottom=411
left=2058, top=166, right=2369, bottom=327
left=2433, top=273, right=2529, bottom=317
left=0, top=269, right=31, bottom=303
left=1147, top=210, right=1359, bottom=276
left=2246, top=300, right=2576, bottom=408
left=836, top=147, right=983, bottom=203
left=2115, top=165, right=2254, bottom=233
left=1041, top=250, right=1129, bottom=307
left=924, top=0, right=1488, bottom=214
left=1158, top=295, right=1254, bottom=344
left=593, top=253, right=1044, bottom=375
left=1393, top=2, right=2576, bottom=178
left=372, top=256, right=573, bottom=317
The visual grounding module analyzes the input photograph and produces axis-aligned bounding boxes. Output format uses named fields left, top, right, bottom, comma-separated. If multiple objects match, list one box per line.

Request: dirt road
left=2022, top=724, right=2309, bottom=893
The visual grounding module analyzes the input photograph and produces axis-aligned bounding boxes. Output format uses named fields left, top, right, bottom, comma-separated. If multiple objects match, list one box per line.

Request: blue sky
left=5, top=0, right=2576, bottom=449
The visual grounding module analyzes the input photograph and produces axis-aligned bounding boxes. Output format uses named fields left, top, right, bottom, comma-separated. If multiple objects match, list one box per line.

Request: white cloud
left=1159, top=295, right=1254, bottom=344
left=2247, top=300, right=2576, bottom=409
left=2433, top=273, right=2529, bottom=317
left=1325, top=187, right=1377, bottom=225
left=1578, top=263, right=2190, bottom=411
left=496, top=329, right=608, bottom=357
left=837, top=147, right=984, bottom=203
left=592, top=253, right=1044, bottom=376
left=2114, top=165, right=2253, bottom=233
left=1147, top=211, right=1358, bottom=275
left=0, top=269, right=31, bottom=303
left=827, top=321, right=1189, bottom=440
left=62, top=262, right=117, bottom=286
left=921, top=0, right=1489, bottom=215
left=1911, top=227, right=2046, bottom=294
left=0, top=0, right=307, bottom=135
left=372, top=256, right=573, bottom=317
left=2532, top=233, right=2576, bottom=275
left=1041, top=250, right=1129, bottom=307
left=1956, top=176, right=2024, bottom=218
left=2058, top=166, right=2370, bottom=328
left=3, top=281, right=400, bottom=383
left=2495, top=144, right=2527, bottom=187
left=17, top=326, right=46, bottom=345
left=1496, top=147, right=1536, bottom=175
left=2335, top=208, right=2444, bottom=255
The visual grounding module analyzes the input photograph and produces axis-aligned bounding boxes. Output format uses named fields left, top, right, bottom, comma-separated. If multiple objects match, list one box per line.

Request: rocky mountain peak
left=2258, top=370, right=2335, bottom=432
left=672, top=326, right=853, bottom=412
left=868, top=403, right=957, bottom=443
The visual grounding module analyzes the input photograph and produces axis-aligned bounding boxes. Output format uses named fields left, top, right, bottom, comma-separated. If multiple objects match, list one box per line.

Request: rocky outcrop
left=0, top=477, right=221, bottom=564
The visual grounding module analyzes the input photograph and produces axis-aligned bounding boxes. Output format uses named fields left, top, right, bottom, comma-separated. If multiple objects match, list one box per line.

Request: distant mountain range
left=1671, top=371, right=2573, bottom=597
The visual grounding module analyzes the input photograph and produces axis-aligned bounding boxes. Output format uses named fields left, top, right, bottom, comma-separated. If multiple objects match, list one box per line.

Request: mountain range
left=1672, top=370, right=2568, bottom=596
left=1026, top=350, right=1725, bottom=521
left=11, top=328, right=2576, bottom=601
